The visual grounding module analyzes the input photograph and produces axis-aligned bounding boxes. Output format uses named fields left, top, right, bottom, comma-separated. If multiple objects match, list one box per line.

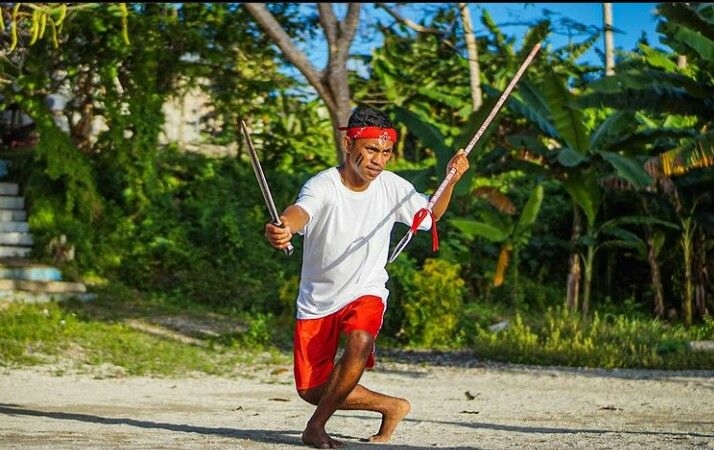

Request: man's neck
left=338, top=165, right=369, bottom=192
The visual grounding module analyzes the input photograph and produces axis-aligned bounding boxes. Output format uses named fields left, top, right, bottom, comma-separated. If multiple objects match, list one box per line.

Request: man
left=265, top=106, right=469, bottom=448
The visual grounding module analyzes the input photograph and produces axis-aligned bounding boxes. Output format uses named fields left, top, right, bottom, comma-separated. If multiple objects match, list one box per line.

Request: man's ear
left=342, top=136, right=352, bottom=153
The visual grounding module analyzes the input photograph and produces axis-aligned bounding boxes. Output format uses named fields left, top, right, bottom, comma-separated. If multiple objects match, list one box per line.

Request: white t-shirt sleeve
left=294, top=176, right=323, bottom=235
left=392, top=176, right=432, bottom=231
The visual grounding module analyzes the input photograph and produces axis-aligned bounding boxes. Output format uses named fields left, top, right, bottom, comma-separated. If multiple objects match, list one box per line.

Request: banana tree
left=504, top=69, right=654, bottom=315
left=593, top=213, right=680, bottom=309
left=574, top=2, right=714, bottom=323
left=449, top=183, right=544, bottom=303
left=353, top=6, right=654, bottom=312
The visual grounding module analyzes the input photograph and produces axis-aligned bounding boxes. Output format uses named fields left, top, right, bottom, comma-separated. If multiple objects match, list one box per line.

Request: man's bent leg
left=299, top=330, right=410, bottom=447
left=299, top=329, right=373, bottom=448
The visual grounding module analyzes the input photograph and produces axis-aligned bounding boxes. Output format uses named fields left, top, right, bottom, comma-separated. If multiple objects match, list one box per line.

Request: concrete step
left=0, top=182, right=19, bottom=196
left=0, top=290, right=96, bottom=303
left=0, top=245, right=32, bottom=258
left=0, top=209, right=26, bottom=221
left=0, top=232, right=33, bottom=246
left=0, top=265, right=62, bottom=281
left=0, top=221, right=29, bottom=232
left=0, top=279, right=86, bottom=293
left=0, top=196, right=24, bottom=209
left=0, top=246, right=31, bottom=258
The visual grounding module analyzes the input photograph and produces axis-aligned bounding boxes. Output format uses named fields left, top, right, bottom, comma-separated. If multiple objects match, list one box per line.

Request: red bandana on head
left=339, top=126, right=398, bottom=143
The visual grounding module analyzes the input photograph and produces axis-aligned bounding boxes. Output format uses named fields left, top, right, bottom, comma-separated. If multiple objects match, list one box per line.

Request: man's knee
left=297, top=386, right=322, bottom=405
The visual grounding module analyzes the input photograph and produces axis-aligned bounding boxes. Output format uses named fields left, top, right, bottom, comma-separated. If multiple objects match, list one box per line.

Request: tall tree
left=242, top=3, right=360, bottom=162
left=376, top=3, right=483, bottom=112
left=459, top=3, right=483, bottom=111
left=505, top=69, right=657, bottom=315
left=603, top=3, right=615, bottom=75
left=576, top=2, right=714, bottom=324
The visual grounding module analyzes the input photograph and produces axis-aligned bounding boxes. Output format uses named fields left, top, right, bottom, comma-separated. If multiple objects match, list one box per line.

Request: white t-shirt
left=294, top=167, right=432, bottom=319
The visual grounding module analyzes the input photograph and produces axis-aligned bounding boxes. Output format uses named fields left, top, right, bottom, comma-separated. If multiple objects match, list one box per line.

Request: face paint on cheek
left=354, top=154, right=364, bottom=166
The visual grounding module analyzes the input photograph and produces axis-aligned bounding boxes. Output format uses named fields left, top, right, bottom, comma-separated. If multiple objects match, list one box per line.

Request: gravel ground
left=1, top=355, right=713, bottom=449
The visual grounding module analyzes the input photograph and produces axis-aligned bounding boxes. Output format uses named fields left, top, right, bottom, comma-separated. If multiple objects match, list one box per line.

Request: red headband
left=339, top=126, right=398, bottom=143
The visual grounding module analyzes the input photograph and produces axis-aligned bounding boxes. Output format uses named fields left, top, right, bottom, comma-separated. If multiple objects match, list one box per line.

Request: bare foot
left=368, top=397, right=411, bottom=443
left=302, top=423, right=344, bottom=449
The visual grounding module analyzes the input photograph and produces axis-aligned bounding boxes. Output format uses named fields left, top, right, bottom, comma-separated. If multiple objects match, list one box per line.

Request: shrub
left=389, top=258, right=466, bottom=348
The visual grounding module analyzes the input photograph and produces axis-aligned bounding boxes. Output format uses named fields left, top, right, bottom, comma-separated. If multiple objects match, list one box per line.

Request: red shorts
left=293, top=295, right=385, bottom=391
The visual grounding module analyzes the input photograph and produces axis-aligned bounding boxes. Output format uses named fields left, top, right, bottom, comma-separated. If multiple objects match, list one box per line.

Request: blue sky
left=467, top=3, right=661, bottom=64
left=289, top=3, right=662, bottom=83
left=360, top=3, right=661, bottom=66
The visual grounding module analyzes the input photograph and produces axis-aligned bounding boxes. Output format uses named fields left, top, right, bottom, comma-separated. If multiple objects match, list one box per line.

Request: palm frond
left=577, top=84, right=714, bottom=120
left=658, top=21, right=714, bottom=66
left=542, top=71, right=589, bottom=153
left=637, top=44, right=679, bottom=72
left=657, top=3, right=714, bottom=44
left=584, top=70, right=712, bottom=98
left=558, top=32, right=600, bottom=62
left=522, top=20, right=550, bottom=55
left=658, top=132, right=714, bottom=176
left=503, top=81, right=559, bottom=138
left=589, top=111, right=636, bottom=150
left=479, top=9, right=513, bottom=55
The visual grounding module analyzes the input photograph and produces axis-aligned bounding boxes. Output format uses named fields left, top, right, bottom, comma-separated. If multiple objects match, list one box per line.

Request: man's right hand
left=265, top=216, right=293, bottom=250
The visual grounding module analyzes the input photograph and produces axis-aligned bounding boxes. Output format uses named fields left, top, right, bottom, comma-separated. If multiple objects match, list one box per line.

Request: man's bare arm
left=431, top=149, right=469, bottom=221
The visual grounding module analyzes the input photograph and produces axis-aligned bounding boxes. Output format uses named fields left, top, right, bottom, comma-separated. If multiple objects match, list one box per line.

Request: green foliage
left=239, top=312, right=280, bottom=348
left=277, top=275, right=299, bottom=328
left=383, top=255, right=418, bottom=341
left=0, top=294, right=292, bottom=376
left=23, top=115, right=102, bottom=220
left=389, top=258, right=466, bottom=348
left=8, top=111, right=103, bottom=275
left=471, top=307, right=714, bottom=369
left=107, top=149, right=304, bottom=314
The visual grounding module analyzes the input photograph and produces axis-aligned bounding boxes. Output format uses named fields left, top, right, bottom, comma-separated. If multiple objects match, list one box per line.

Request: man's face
left=344, top=136, right=393, bottom=182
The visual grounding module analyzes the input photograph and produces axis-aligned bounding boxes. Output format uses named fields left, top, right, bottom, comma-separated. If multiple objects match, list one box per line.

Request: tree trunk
left=458, top=3, right=482, bottom=112
left=603, top=3, right=615, bottom=76
left=68, top=69, right=96, bottom=152
left=694, top=228, right=711, bottom=319
left=242, top=3, right=361, bottom=162
left=681, top=216, right=695, bottom=326
left=646, top=230, right=666, bottom=318
left=566, top=206, right=582, bottom=311
left=581, top=242, right=593, bottom=316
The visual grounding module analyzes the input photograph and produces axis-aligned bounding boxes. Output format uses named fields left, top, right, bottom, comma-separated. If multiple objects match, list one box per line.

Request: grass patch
left=0, top=284, right=292, bottom=377
left=470, top=307, right=714, bottom=370
left=2, top=285, right=713, bottom=376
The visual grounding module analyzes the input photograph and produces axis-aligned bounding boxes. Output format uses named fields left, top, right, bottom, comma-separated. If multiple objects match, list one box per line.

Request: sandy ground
left=0, top=357, right=713, bottom=450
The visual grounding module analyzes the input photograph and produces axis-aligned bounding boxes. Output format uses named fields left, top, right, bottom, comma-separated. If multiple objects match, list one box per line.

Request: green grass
left=0, top=285, right=292, bottom=377
left=1, top=285, right=713, bottom=376
left=467, top=307, right=714, bottom=370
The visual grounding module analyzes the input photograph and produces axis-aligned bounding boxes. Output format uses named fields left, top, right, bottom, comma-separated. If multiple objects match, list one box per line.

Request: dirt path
left=1, top=359, right=712, bottom=449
